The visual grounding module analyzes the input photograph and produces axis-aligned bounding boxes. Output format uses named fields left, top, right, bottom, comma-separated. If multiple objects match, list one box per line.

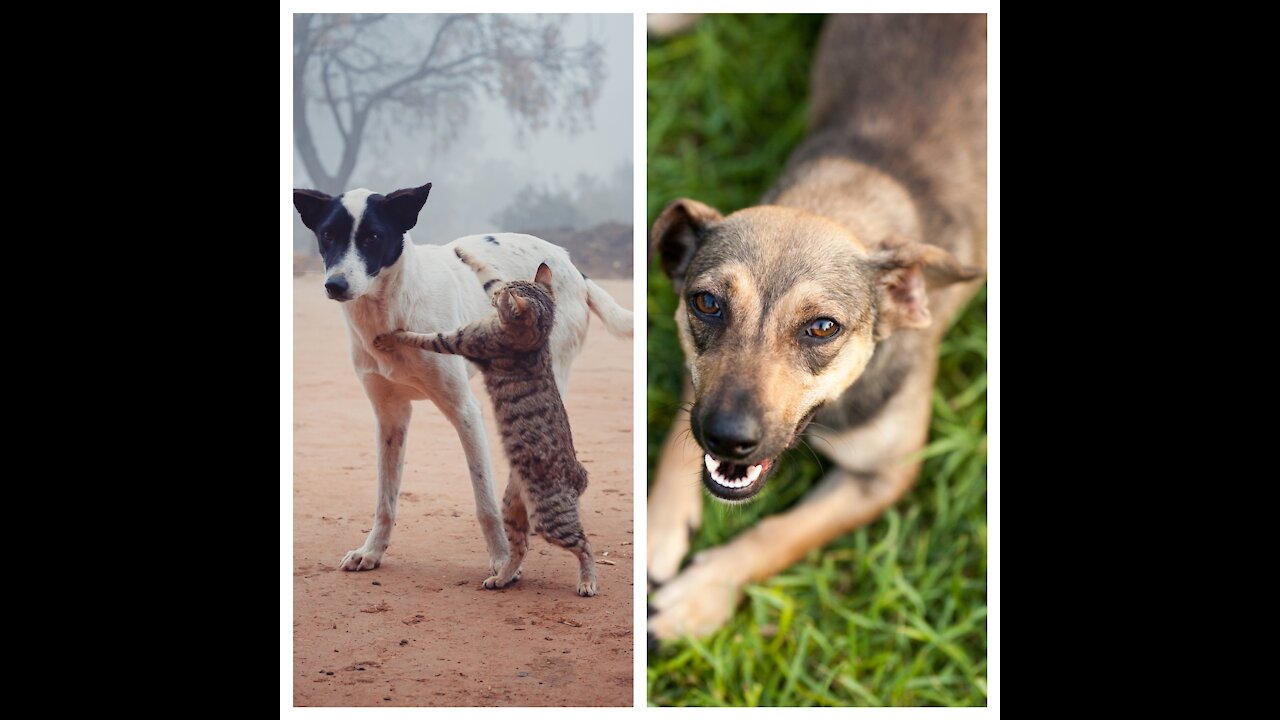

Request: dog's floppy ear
left=533, top=262, right=553, bottom=291
left=867, top=234, right=984, bottom=340
left=293, top=189, right=333, bottom=230
left=651, top=198, right=723, bottom=290
left=382, top=182, right=433, bottom=233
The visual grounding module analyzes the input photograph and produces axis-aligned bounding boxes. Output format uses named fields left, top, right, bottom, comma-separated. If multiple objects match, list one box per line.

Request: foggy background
left=293, top=13, right=632, bottom=277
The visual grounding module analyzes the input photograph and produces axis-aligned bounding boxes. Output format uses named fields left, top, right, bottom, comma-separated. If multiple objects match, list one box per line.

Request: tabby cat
left=372, top=249, right=598, bottom=596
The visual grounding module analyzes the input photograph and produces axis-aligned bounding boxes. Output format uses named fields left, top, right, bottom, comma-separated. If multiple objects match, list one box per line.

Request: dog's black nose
left=702, top=412, right=761, bottom=460
left=324, top=276, right=349, bottom=298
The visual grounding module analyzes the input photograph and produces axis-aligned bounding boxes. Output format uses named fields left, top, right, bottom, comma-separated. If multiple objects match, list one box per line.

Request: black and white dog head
left=293, top=183, right=432, bottom=301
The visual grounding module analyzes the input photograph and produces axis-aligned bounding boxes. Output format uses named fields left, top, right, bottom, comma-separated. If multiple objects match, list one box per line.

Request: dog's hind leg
left=431, top=362, right=509, bottom=576
left=647, top=377, right=704, bottom=586
left=341, top=379, right=412, bottom=571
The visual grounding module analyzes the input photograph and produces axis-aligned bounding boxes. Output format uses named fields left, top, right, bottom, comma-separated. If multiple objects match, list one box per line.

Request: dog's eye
left=361, top=233, right=378, bottom=246
left=806, top=318, right=840, bottom=338
left=321, top=231, right=334, bottom=243
left=692, top=292, right=721, bottom=317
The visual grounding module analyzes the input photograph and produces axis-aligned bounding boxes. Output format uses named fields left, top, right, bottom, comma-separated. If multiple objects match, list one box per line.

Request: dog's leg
left=430, top=363, right=509, bottom=575
left=649, top=464, right=914, bottom=639
left=650, top=466, right=911, bottom=638
left=649, top=365, right=936, bottom=639
left=484, top=480, right=528, bottom=589
left=340, top=381, right=412, bottom=571
left=647, top=377, right=704, bottom=585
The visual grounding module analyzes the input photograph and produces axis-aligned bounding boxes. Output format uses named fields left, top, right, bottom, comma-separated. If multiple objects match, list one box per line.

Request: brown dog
left=648, top=14, right=987, bottom=640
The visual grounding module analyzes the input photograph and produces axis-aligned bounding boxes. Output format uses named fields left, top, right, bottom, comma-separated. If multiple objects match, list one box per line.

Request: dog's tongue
left=704, top=454, right=769, bottom=489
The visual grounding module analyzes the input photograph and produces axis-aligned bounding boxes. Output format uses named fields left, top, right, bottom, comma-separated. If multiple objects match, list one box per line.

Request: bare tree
left=293, top=13, right=605, bottom=194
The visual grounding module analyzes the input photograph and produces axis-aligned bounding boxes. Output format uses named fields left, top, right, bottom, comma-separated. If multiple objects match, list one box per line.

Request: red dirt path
left=291, top=276, right=634, bottom=706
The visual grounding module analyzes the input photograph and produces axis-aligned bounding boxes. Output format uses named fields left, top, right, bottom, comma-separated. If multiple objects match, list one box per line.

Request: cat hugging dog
left=373, top=250, right=598, bottom=597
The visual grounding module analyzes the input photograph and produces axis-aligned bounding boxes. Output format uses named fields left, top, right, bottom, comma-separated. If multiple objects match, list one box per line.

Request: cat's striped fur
left=373, top=249, right=598, bottom=596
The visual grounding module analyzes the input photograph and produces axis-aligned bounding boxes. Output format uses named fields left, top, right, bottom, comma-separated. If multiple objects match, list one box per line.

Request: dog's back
left=783, top=14, right=986, bottom=276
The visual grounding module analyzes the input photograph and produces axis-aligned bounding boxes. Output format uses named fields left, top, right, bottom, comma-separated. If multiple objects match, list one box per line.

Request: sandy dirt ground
left=292, top=275, right=634, bottom=707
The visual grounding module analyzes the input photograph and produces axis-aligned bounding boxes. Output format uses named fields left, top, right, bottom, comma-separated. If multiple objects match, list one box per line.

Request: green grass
left=646, top=15, right=987, bottom=707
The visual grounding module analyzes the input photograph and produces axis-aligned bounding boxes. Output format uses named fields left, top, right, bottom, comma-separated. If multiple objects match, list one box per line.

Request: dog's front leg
left=341, top=381, right=412, bottom=571
left=430, top=362, right=509, bottom=576
left=648, top=463, right=915, bottom=640
left=647, top=377, right=704, bottom=585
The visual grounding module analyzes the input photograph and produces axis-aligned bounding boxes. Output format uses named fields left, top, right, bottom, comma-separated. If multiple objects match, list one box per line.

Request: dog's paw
left=577, top=578, right=598, bottom=597
left=371, top=331, right=402, bottom=353
left=483, top=573, right=518, bottom=590
left=648, top=547, right=745, bottom=640
left=339, top=547, right=383, bottom=571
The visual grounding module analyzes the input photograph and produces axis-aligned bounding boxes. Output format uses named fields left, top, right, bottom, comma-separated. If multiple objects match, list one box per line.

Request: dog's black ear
left=651, top=198, right=723, bottom=290
left=382, top=182, right=433, bottom=233
left=293, top=189, right=333, bottom=230
left=866, top=235, right=984, bottom=339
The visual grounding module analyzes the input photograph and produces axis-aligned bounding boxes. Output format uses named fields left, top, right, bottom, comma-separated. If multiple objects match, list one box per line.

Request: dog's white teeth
left=704, top=454, right=757, bottom=489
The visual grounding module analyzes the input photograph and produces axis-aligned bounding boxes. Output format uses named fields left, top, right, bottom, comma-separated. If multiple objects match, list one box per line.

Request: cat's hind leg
left=484, top=481, right=530, bottom=589
left=537, top=494, right=598, bottom=597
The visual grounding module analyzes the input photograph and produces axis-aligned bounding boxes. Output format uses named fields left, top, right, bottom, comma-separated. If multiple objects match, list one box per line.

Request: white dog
left=293, top=182, right=632, bottom=575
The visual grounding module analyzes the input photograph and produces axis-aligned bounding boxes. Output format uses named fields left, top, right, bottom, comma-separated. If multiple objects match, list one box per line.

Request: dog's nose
left=702, top=412, right=761, bottom=460
left=324, top=276, right=349, bottom=298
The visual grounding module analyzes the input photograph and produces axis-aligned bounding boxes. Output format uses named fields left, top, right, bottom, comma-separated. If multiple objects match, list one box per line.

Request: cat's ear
left=511, top=292, right=529, bottom=315
left=534, top=263, right=553, bottom=291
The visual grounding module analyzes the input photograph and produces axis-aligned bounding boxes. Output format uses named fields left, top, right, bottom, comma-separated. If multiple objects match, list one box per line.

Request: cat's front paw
left=372, top=330, right=404, bottom=353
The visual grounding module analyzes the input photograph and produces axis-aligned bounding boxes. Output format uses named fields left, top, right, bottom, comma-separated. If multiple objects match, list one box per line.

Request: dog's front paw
left=577, top=577, right=598, bottom=597
left=339, top=547, right=383, bottom=571
left=371, top=331, right=403, bottom=353
left=648, top=546, right=745, bottom=640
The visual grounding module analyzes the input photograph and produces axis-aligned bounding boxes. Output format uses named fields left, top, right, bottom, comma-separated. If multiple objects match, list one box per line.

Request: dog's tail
left=455, top=248, right=504, bottom=296
left=585, top=277, right=633, bottom=338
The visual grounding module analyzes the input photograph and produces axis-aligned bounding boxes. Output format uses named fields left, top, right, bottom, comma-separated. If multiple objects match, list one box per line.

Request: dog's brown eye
left=806, top=318, right=840, bottom=338
left=361, top=233, right=378, bottom=246
left=693, top=292, right=721, bottom=317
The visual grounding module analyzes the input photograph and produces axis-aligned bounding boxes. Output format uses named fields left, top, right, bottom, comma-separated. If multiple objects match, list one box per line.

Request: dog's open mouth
left=702, top=454, right=774, bottom=502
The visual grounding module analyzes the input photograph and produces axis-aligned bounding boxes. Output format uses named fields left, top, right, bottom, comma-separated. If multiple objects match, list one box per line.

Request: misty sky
left=293, top=14, right=632, bottom=248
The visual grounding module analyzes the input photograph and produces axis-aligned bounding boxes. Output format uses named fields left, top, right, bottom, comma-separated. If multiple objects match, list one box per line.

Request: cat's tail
left=585, top=278, right=633, bottom=339
left=455, top=248, right=504, bottom=295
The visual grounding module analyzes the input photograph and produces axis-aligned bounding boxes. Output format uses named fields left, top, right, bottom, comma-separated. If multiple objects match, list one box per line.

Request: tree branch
left=321, top=58, right=350, bottom=141
left=366, top=51, right=489, bottom=109
left=360, top=15, right=486, bottom=110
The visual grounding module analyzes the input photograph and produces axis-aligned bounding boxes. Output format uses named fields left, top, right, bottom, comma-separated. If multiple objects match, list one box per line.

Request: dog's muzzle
left=324, top=275, right=350, bottom=301
left=694, top=406, right=821, bottom=503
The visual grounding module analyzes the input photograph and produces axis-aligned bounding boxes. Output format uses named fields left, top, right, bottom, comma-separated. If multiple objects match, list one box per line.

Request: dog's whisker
left=797, top=438, right=829, bottom=468
left=801, top=431, right=837, bottom=454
